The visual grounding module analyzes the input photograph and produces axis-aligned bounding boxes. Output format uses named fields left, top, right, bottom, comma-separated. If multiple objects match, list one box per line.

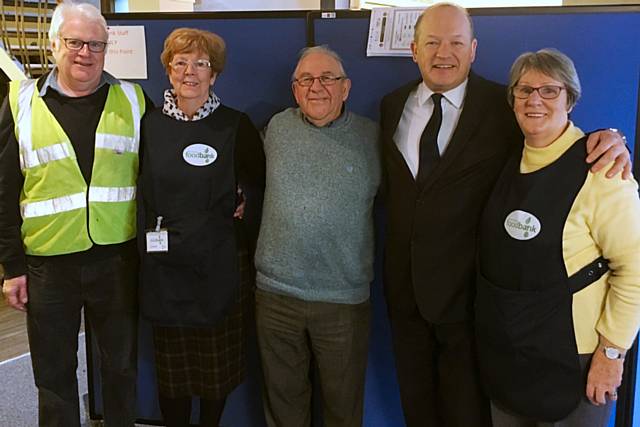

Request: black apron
left=475, top=136, right=608, bottom=421
left=138, top=106, right=241, bottom=327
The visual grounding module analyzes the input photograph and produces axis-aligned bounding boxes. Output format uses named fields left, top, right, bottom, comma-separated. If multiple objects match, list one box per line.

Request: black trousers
left=26, top=252, right=138, bottom=427
left=389, top=304, right=490, bottom=427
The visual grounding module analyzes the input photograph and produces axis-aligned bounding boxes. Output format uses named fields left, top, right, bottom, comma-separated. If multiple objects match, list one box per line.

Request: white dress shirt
left=393, top=79, right=468, bottom=178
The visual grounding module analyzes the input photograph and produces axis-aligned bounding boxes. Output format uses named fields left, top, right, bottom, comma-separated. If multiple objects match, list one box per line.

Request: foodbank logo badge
left=504, top=210, right=541, bottom=240
left=183, top=143, right=217, bottom=166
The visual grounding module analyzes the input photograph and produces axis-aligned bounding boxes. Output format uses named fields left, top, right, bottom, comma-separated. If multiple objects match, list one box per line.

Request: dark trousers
left=255, top=288, right=370, bottom=427
left=389, top=305, right=490, bottom=427
left=26, top=253, right=138, bottom=427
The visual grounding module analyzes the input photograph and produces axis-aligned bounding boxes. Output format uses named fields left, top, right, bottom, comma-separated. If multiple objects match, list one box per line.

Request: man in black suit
left=380, top=3, right=629, bottom=426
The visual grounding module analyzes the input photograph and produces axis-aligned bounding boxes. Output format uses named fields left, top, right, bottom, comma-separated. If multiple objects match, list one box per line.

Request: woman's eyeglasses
left=512, top=85, right=565, bottom=100
left=170, top=59, right=212, bottom=72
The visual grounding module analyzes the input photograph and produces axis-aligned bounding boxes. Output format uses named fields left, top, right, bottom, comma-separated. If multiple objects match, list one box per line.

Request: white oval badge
left=183, top=143, right=217, bottom=166
left=504, top=210, right=541, bottom=241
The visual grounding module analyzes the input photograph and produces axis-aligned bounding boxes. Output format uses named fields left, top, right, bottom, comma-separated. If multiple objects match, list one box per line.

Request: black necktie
left=417, top=93, right=443, bottom=187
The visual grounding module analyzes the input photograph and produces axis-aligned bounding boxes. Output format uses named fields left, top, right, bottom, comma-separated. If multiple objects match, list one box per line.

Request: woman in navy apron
left=138, top=28, right=265, bottom=427
left=476, top=48, right=640, bottom=426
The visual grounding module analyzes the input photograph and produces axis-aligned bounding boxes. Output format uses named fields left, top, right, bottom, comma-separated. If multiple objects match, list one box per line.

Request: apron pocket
left=476, top=272, right=582, bottom=421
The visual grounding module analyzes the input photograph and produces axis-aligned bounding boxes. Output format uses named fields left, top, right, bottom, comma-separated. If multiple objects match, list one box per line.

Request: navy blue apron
left=139, top=106, right=241, bottom=327
left=475, top=136, right=608, bottom=421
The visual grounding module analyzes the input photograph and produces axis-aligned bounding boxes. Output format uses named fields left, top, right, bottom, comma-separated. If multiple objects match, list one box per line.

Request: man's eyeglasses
left=512, top=85, right=565, bottom=100
left=62, top=37, right=108, bottom=53
left=294, top=75, right=345, bottom=87
left=169, top=59, right=212, bottom=72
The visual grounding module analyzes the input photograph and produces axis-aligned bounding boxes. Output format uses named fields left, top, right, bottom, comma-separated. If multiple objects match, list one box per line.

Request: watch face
left=605, top=347, right=621, bottom=359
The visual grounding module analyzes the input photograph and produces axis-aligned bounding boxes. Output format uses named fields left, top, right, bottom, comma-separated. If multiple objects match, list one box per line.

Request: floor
left=0, top=302, right=154, bottom=426
left=0, top=302, right=29, bottom=362
left=0, top=302, right=86, bottom=363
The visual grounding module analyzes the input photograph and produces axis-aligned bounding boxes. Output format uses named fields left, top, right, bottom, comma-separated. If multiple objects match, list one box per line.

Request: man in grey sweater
left=255, top=45, right=380, bottom=427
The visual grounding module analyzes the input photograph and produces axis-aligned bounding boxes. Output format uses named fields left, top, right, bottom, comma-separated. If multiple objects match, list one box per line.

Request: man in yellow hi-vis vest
left=0, top=3, right=148, bottom=426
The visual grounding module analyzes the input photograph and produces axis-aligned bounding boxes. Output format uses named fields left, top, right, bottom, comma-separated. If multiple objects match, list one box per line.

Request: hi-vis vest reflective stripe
left=8, top=78, right=145, bottom=256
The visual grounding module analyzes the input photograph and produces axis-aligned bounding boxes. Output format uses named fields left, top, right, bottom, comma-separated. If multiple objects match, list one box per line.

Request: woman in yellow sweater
left=475, top=48, right=640, bottom=426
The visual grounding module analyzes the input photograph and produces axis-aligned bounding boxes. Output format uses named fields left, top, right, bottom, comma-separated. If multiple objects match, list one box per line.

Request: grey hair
left=49, top=1, right=108, bottom=42
left=291, top=45, right=347, bottom=82
left=414, top=2, right=474, bottom=43
left=507, top=48, right=581, bottom=109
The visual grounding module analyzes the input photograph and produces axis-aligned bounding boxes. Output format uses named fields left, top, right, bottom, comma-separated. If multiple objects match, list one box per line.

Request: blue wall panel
left=87, top=8, right=639, bottom=427
left=97, top=16, right=307, bottom=426
left=108, top=17, right=307, bottom=128
left=472, top=13, right=639, bottom=150
left=312, top=9, right=639, bottom=427
left=314, top=11, right=639, bottom=148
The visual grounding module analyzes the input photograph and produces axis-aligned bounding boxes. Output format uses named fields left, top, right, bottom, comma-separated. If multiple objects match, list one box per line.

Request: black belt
left=568, top=256, right=608, bottom=293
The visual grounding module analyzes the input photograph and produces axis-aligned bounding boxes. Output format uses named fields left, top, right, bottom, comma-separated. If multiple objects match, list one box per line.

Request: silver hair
left=291, top=45, right=347, bottom=81
left=507, top=48, right=581, bottom=109
left=49, top=1, right=108, bottom=43
left=414, top=2, right=475, bottom=43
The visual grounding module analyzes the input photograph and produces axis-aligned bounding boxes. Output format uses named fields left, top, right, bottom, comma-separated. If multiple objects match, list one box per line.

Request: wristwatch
left=603, top=346, right=625, bottom=360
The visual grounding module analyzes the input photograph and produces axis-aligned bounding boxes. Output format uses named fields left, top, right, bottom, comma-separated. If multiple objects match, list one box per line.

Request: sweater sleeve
left=0, top=96, right=26, bottom=278
left=586, top=169, right=640, bottom=349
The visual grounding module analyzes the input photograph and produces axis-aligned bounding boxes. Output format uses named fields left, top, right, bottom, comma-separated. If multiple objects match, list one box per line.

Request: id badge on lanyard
left=146, top=216, right=168, bottom=252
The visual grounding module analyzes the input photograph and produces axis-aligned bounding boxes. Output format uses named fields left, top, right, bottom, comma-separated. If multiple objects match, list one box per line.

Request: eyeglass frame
left=169, top=59, right=213, bottom=73
left=512, top=85, right=565, bottom=100
left=293, top=75, right=347, bottom=87
left=60, top=37, right=108, bottom=53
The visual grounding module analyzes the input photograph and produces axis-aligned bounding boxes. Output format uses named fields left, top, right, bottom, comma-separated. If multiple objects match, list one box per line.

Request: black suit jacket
left=380, top=72, right=522, bottom=324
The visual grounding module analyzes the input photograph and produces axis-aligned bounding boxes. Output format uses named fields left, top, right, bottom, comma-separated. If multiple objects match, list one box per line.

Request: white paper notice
left=104, top=26, right=147, bottom=79
left=367, top=8, right=424, bottom=57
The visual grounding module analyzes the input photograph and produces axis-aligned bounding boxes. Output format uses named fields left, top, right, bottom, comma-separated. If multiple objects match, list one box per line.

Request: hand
left=233, top=187, right=245, bottom=219
left=2, top=274, right=28, bottom=312
left=586, top=347, right=624, bottom=405
left=586, top=129, right=632, bottom=179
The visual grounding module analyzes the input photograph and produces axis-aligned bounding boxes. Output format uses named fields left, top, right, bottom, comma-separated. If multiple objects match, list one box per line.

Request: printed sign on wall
left=105, top=26, right=147, bottom=79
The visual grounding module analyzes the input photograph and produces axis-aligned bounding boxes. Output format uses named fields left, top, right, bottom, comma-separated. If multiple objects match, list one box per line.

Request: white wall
left=457, top=0, right=560, bottom=5
left=114, top=0, right=636, bottom=12
left=195, top=0, right=320, bottom=10
left=115, top=0, right=320, bottom=11
left=115, top=0, right=362, bottom=12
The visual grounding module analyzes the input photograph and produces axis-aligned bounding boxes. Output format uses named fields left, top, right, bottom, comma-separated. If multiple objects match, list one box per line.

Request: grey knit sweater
left=255, top=108, right=381, bottom=304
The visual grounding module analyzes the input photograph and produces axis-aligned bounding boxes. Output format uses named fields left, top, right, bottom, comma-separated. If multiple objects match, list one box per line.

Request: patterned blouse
left=162, top=88, right=221, bottom=121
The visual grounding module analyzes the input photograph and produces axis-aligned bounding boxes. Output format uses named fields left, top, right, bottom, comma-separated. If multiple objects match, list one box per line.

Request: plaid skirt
left=151, top=250, right=252, bottom=399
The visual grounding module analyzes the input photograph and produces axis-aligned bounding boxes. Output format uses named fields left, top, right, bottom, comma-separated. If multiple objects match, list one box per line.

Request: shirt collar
left=416, top=78, right=468, bottom=110
left=39, top=67, right=119, bottom=97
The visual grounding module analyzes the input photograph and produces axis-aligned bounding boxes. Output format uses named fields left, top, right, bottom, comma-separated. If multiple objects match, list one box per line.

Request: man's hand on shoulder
left=586, top=129, right=632, bottom=179
left=2, top=274, right=28, bottom=312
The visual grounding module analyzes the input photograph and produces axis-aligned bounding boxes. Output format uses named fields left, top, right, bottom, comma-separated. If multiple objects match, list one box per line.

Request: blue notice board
left=89, top=7, right=640, bottom=427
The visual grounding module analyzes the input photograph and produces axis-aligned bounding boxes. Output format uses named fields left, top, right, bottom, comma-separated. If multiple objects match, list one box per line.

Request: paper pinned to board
left=367, top=8, right=424, bottom=57
left=104, top=26, right=148, bottom=79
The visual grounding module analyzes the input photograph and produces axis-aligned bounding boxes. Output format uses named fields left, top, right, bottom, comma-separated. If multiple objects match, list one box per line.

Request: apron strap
left=568, top=256, right=608, bottom=294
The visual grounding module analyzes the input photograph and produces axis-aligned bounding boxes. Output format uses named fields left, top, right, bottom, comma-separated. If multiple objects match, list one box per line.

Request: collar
left=521, top=121, right=585, bottom=172
left=162, top=89, right=221, bottom=121
left=301, top=104, right=347, bottom=128
left=39, top=67, right=118, bottom=97
left=416, top=78, right=467, bottom=110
